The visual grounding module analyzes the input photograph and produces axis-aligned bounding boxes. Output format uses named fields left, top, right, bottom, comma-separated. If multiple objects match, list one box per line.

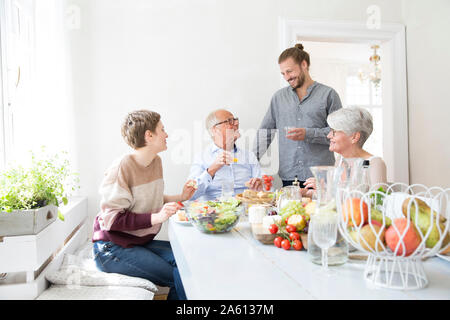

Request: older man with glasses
left=188, top=109, right=263, bottom=201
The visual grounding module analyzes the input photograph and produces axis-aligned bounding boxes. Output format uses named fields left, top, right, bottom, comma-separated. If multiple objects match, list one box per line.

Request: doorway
left=279, top=18, right=409, bottom=184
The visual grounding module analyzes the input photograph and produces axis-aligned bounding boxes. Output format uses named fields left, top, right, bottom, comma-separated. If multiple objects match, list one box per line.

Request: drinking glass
left=221, top=178, right=234, bottom=200
left=311, top=212, right=338, bottom=275
left=284, top=126, right=295, bottom=137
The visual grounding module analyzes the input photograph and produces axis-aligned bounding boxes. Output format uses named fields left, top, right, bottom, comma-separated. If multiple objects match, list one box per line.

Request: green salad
left=187, top=198, right=243, bottom=233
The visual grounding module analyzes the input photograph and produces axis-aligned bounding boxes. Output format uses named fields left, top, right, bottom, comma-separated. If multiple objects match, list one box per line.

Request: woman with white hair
left=303, top=106, right=387, bottom=192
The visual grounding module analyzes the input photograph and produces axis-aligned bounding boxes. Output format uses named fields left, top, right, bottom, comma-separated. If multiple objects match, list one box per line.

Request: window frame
left=0, top=0, right=10, bottom=169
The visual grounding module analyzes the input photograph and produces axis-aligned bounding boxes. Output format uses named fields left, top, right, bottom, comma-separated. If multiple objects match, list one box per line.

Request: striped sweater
left=92, top=154, right=164, bottom=248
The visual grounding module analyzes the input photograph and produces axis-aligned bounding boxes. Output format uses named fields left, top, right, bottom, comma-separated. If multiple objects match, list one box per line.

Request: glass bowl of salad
left=185, top=198, right=244, bottom=234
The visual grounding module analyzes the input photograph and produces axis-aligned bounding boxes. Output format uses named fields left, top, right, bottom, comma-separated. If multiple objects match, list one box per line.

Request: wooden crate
left=0, top=205, right=58, bottom=237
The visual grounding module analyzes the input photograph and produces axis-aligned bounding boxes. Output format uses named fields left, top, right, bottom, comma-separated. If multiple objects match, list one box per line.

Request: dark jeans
left=282, top=180, right=306, bottom=188
left=93, top=240, right=187, bottom=300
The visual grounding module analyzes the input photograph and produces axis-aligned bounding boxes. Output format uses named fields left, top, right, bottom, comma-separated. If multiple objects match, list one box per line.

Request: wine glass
left=311, top=211, right=338, bottom=275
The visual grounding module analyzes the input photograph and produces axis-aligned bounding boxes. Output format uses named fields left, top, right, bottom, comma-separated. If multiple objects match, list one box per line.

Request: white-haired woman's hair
left=205, top=110, right=219, bottom=137
left=327, top=106, right=373, bottom=147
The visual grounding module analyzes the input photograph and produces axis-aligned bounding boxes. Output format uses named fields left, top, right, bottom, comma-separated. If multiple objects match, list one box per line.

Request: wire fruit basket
left=336, top=183, right=450, bottom=290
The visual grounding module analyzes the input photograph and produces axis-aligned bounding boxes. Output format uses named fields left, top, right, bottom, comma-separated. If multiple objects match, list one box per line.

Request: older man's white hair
left=205, top=110, right=220, bottom=137
left=327, top=106, right=373, bottom=147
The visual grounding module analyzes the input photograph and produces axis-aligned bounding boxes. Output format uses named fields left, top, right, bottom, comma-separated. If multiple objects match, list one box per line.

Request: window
left=0, top=0, right=36, bottom=169
left=346, top=75, right=383, bottom=158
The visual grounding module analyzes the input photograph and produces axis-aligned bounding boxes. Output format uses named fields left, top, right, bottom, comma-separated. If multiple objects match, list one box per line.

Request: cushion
left=37, top=284, right=154, bottom=300
left=45, top=241, right=158, bottom=293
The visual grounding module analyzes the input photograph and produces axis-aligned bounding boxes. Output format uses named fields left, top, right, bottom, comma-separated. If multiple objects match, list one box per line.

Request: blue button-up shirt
left=188, top=144, right=262, bottom=201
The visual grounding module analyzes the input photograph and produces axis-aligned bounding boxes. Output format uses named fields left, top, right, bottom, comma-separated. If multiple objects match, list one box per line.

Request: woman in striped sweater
left=92, top=110, right=196, bottom=300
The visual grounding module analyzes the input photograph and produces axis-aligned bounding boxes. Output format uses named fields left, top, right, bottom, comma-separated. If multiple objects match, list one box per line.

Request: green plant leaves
left=0, top=147, right=79, bottom=213
left=58, top=210, right=65, bottom=221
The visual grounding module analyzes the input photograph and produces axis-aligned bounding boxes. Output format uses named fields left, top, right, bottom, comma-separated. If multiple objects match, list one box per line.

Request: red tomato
left=274, top=236, right=283, bottom=248
left=292, top=239, right=303, bottom=251
left=268, top=224, right=278, bottom=234
left=289, top=232, right=300, bottom=241
left=281, top=239, right=291, bottom=250
left=286, top=224, right=297, bottom=233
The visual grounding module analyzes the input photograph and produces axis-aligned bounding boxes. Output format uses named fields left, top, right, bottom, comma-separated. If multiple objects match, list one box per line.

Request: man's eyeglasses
left=214, top=117, right=239, bottom=127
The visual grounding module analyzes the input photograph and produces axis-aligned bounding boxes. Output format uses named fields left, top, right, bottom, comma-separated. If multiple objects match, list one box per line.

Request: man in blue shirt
left=188, top=109, right=263, bottom=201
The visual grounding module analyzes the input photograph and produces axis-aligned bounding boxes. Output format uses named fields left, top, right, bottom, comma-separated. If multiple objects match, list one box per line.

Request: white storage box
left=0, top=205, right=58, bottom=237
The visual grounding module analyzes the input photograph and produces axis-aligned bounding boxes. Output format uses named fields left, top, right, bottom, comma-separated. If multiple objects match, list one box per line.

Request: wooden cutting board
left=250, top=223, right=308, bottom=249
left=250, top=223, right=276, bottom=244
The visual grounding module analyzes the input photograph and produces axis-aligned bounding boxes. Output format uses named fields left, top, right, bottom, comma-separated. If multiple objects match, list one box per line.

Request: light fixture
left=358, top=44, right=381, bottom=88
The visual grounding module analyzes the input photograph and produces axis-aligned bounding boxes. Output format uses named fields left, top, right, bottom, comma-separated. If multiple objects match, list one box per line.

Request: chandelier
left=358, top=44, right=381, bottom=88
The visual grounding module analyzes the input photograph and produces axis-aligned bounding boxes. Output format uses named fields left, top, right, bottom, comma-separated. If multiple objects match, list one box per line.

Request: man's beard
left=290, top=72, right=305, bottom=89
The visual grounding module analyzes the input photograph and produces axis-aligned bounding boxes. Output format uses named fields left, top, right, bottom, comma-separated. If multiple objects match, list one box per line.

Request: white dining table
left=168, top=217, right=450, bottom=300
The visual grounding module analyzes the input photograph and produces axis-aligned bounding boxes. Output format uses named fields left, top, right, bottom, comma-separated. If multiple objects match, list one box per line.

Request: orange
left=342, top=198, right=368, bottom=227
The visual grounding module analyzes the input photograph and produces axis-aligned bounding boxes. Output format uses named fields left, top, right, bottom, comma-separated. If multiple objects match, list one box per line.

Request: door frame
left=279, top=18, right=409, bottom=184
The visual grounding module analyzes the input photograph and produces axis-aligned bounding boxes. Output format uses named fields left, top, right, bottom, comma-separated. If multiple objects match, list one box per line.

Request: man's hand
left=207, top=151, right=234, bottom=177
left=286, top=128, right=306, bottom=141
left=181, top=179, right=197, bottom=201
left=245, top=178, right=263, bottom=191
left=152, top=202, right=181, bottom=225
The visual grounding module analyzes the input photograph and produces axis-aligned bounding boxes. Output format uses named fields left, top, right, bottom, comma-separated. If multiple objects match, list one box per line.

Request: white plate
left=437, top=253, right=450, bottom=262
left=170, top=213, right=192, bottom=226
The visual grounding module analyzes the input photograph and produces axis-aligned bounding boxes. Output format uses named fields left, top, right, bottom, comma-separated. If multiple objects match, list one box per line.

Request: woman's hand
left=301, top=188, right=316, bottom=198
left=181, top=179, right=197, bottom=201
left=152, top=202, right=181, bottom=225
left=301, top=177, right=316, bottom=198
left=303, top=177, right=316, bottom=190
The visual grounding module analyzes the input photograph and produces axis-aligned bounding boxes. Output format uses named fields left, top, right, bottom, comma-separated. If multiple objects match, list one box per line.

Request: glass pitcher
left=340, top=157, right=365, bottom=191
left=277, top=185, right=302, bottom=213
left=307, top=166, right=349, bottom=266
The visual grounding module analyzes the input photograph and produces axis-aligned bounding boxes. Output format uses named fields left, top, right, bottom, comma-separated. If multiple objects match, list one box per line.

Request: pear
left=349, top=224, right=385, bottom=252
left=402, top=198, right=446, bottom=224
left=370, top=207, right=392, bottom=227
left=401, top=198, right=448, bottom=248
left=440, top=234, right=450, bottom=254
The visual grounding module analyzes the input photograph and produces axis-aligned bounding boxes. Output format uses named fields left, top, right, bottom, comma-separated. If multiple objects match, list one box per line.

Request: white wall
left=401, top=0, right=450, bottom=189
left=65, top=0, right=406, bottom=239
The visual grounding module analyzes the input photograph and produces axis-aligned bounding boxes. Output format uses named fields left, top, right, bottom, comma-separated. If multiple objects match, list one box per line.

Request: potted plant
left=0, top=147, right=79, bottom=236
